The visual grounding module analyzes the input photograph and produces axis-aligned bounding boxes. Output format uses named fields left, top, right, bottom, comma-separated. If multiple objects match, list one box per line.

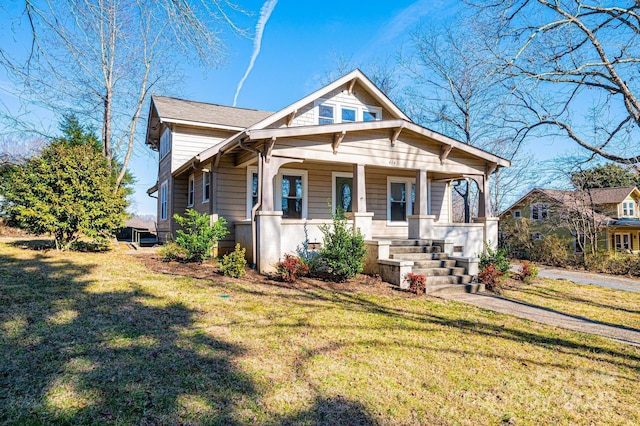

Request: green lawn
left=1, top=240, right=639, bottom=425
left=503, top=278, right=640, bottom=331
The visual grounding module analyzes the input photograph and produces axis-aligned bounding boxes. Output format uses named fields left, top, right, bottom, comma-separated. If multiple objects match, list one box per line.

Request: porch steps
left=388, top=240, right=479, bottom=295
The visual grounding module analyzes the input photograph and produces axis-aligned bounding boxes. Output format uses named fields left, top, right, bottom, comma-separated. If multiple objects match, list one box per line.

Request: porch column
left=473, top=174, right=498, bottom=250
left=408, top=169, right=435, bottom=239
left=351, top=163, right=373, bottom=239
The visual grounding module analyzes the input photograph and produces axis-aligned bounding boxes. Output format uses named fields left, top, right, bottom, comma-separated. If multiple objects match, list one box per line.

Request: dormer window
left=318, top=104, right=334, bottom=125
left=341, top=107, right=356, bottom=123
left=622, top=201, right=635, bottom=217
left=363, top=106, right=382, bottom=122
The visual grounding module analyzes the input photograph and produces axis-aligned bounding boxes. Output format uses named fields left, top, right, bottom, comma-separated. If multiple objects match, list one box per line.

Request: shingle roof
left=587, top=186, right=636, bottom=205
left=152, top=96, right=274, bottom=128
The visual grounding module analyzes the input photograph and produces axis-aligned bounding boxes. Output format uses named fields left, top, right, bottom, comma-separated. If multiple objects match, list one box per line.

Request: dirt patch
left=134, top=253, right=411, bottom=297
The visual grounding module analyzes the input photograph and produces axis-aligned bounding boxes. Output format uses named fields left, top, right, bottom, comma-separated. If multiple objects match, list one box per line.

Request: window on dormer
left=319, top=104, right=334, bottom=124
left=341, top=107, right=356, bottom=123
left=623, top=201, right=635, bottom=217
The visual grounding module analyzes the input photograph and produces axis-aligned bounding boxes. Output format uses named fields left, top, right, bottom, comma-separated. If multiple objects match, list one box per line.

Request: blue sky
left=1, top=0, right=572, bottom=216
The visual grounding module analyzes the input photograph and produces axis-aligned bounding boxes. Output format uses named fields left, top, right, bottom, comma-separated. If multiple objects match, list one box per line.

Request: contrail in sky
left=233, top=0, right=278, bottom=107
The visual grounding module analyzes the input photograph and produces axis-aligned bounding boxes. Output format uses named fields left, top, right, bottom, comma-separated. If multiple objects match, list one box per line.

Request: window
left=332, top=172, right=353, bottom=214
left=187, top=175, right=195, bottom=207
left=513, top=209, right=522, bottom=219
left=388, top=178, right=415, bottom=223
left=623, top=201, right=635, bottom=217
left=202, top=173, right=210, bottom=203
left=160, top=181, right=168, bottom=220
left=159, top=128, right=171, bottom=158
left=531, top=232, right=542, bottom=241
left=531, top=203, right=549, bottom=220
left=318, top=104, right=334, bottom=125
left=341, top=107, right=356, bottom=123
left=615, top=233, right=631, bottom=250
left=247, top=168, right=307, bottom=219
left=363, top=105, right=382, bottom=122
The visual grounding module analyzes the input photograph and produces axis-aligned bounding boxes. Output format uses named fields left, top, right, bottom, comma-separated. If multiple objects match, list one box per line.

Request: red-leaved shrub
left=405, top=272, right=427, bottom=295
left=478, top=264, right=505, bottom=294
left=276, top=254, right=309, bottom=283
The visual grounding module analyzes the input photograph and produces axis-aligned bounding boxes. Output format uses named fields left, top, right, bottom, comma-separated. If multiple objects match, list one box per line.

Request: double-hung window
left=388, top=178, right=415, bottom=223
left=531, top=203, right=549, bottom=220
left=246, top=168, right=308, bottom=219
left=159, top=128, right=171, bottom=159
left=318, top=104, right=335, bottom=124
left=160, top=181, right=168, bottom=220
left=623, top=201, right=635, bottom=217
left=202, top=173, right=210, bottom=203
left=187, top=175, right=195, bottom=207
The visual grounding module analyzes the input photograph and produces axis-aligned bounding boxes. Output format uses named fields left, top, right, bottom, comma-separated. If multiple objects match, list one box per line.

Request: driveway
left=537, top=266, right=640, bottom=293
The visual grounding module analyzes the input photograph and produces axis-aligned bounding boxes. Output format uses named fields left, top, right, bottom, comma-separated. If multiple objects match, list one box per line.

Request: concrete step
left=412, top=260, right=442, bottom=268
left=389, top=246, right=440, bottom=254
left=388, top=239, right=434, bottom=246
left=440, top=259, right=457, bottom=268
left=424, top=282, right=485, bottom=296
left=391, top=253, right=449, bottom=261
left=427, top=275, right=473, bottom=285
left=413, top=267, right=455, bottom=277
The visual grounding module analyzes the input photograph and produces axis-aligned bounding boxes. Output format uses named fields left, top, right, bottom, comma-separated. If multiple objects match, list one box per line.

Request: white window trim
left=513, top=209, right=522, bottom=219
left=159, top=127, right=171, bottom=160
left=315, top=99, right=383, bottom=125
left=187, top=174, right=195, bottom=207
left=246, top=167, right=309, bottom=219
left=622, top=201, right=635, bottom=217
left=531, top=232, right=543, bottom=241
left=615, top=233, right=631, bottom=250
left=202, top=173, right=210, bottom=203
left=332, top=172, right=353, bottom=215
left=276, top=169, right=309, bottom=220
left=160, top=180, right=168, bottom=221
left=531, top=203, right=549, bottom=221
left=387, top=177, right=415, bottom=226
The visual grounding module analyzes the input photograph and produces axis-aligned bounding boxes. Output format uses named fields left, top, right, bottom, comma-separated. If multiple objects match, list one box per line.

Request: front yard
left=1, top=239, right=639, bottom=425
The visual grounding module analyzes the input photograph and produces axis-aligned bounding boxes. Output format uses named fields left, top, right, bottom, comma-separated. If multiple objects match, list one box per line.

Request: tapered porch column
left=473, top=174, right=499, bottom=251
left=408, top=169, right=435, bottom=239
left=351, top=163, right=373, bottom=239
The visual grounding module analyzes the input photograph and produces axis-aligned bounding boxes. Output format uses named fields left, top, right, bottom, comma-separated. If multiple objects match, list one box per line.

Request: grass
left=1, top=239, right=639, bottom=425
left=503, top=277, right=640, bottom=331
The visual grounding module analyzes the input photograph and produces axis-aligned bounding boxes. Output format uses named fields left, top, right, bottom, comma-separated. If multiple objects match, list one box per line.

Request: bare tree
left=470, top=0, right=640, bottom=166
left=0, top=0, right=247, bottom=189
left=400, top=21, right=535, bottom=219
left=0, top=135, right=46, bottom=169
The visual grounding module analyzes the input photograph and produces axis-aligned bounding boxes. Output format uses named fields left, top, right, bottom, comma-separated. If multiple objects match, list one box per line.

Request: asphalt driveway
left=536, top=266, right=640, bottom=293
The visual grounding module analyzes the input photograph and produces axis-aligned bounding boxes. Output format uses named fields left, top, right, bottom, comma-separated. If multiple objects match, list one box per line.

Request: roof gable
left=246, top=69, right=411, bottom=131
left=587, top=186, right=639, bottom=205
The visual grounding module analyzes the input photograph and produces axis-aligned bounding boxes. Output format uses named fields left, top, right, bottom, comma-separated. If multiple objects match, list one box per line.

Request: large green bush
left=479, top=244, right=510, bottom=275
left=316, top=209, right=366, bottom=282
left=173, top=210, right=229, bottom=262
left=530, top=234, right=571, bottom=267
left=0, top=118, right=128, bottom=250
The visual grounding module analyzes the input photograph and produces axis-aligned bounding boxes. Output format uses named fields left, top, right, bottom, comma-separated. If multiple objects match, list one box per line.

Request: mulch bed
left=134, top=253, right=410, bottom=297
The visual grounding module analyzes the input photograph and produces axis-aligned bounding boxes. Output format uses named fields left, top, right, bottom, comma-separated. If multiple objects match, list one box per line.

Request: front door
left=335, top=176, right=353, bottom=213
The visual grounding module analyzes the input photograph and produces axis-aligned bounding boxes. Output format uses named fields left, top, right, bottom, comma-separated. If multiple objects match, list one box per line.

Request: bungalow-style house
left=145, top=70, right=510, bottom=286
left=500, top=186, right=640, bottom=252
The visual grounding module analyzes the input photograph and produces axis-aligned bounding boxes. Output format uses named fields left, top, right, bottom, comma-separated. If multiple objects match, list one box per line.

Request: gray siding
left=171, top=126, right=235, bottom=173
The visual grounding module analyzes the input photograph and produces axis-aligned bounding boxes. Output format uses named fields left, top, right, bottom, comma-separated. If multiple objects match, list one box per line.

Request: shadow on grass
left=0, top=250, right=256, bottom=424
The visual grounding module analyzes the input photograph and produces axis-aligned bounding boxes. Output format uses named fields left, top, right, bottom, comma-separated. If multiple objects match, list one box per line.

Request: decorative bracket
left=286, top=109, right=297, bottom=126
left=440, top=145, right=453, bottom=164
left=264, top=136, right=276, bottom=163
left=486, top=162, right=498, bottom=176
left=347, top=78, right=357, bottom=95
left=390, top=122, right=405, bottom=146
left=333, top=130, right=346, bottom=154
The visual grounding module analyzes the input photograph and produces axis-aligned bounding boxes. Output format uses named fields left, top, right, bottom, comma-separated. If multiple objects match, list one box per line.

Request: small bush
left=159, top=241, right=186, bottom=262
left=405, top=272, right=427, bottom=295
left=519, top=260, right=539, bottom=283
left=316, top=208, right=366, bottom=282
left=276, top=254, right=309, bottom=283
left=173, top=209, right=229, bottom=262
left=478, top=264, right=505, bottom=294
left=530, top=234, right=571, bottom=267
left=220, top=243, right=247, bottom=278
left=479, top=244, right=510, bottom=275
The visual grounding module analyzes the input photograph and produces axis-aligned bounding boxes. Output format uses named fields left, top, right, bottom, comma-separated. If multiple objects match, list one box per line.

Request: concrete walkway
left=537, top=266, right=640, bottom=293
left=441, top=292, right=640, bottom=346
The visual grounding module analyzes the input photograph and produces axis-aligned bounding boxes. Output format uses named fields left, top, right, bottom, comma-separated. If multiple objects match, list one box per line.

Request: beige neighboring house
left=145, top=70, right=510, bottom=285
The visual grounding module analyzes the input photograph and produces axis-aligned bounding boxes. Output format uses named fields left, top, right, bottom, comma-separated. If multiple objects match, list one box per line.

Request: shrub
left=479, top=244, right=510, bottom=275
left=405, top=272, right=427, bottom=295
left=316, top=209, right=366, bottom=282
left=173, top=210, right=229, bottom=262
left=530, top=234, right=571, bottom=267
left=220, top=243, right=247, bottom=278
left=519, top=260, right=539, bottom=283
left=478, top=264, right=505, bottom=294
left=276, top=254, right=309, bottom=283
left=159, top=241, right=186, bottom=262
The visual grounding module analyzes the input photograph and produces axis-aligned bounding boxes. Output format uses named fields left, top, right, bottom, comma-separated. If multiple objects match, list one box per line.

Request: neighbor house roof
left=151, top=96, right=274, bottom=129
left=588, top=186, right=638, bottom=205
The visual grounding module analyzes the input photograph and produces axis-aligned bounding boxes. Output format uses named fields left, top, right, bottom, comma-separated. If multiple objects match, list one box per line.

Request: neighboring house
left=145, top=70, right=510, bottom=281
left=500, top=186, right=640, bottom=253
